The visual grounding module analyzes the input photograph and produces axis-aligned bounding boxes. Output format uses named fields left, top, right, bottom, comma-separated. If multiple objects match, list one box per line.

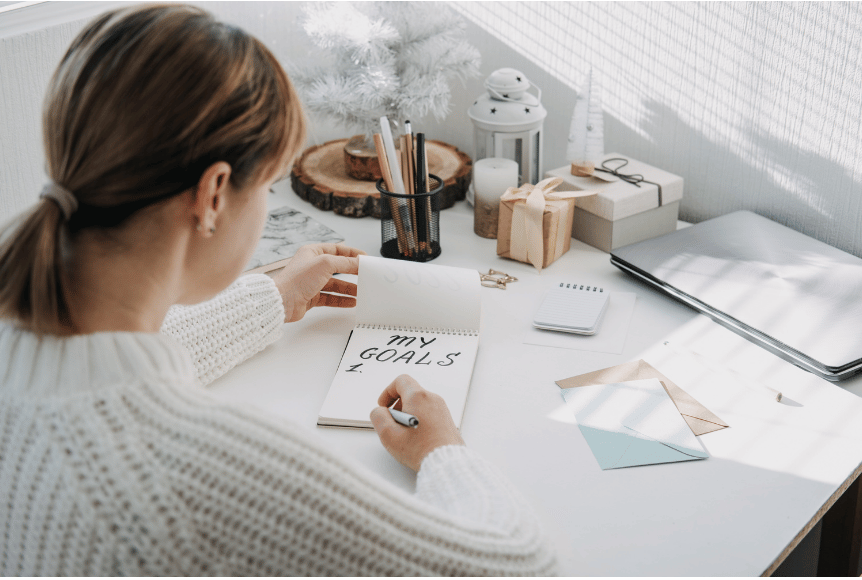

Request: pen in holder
left=376, top=174, right=442, bottom=262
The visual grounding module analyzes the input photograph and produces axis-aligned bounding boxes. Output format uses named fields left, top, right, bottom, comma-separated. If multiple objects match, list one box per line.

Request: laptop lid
left=611, top=210, right=862, bottom=381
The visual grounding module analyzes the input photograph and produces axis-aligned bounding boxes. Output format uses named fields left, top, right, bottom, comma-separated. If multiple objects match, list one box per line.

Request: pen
left=403, top=121, right=419, bottom=251
left=415, top=131, right=429, bottom=253
left=389, top=408, right=419, bottom=428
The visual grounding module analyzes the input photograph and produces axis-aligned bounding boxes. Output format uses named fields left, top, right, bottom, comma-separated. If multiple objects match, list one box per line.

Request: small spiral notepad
left=533, top=282, right=610, bottom=335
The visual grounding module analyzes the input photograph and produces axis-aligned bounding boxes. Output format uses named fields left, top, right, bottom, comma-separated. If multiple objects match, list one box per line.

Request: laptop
left=611, top=210, right=862, bottom=381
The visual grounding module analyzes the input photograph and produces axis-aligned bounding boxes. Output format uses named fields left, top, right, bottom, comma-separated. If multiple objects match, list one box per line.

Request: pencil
left=401, top=136, right=419, bottom=251
left=424, top=144, right=431, bottom=246
left=404, top=125, right=422, bottom=253
left=416, top=133, right=432, bottom=252
left=379, top=116, right=415, bottom=255
left=373, top=133, right=407, bottom=256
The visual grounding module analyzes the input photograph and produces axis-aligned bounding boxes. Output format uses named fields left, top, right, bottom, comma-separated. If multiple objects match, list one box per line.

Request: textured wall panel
left=1, top=1, right=860, bottom=258
left=0, top=3, right=312, bottom=226
left=0, top=20, right=88, bottom=222
left=452, top=1, right=862, bottom=256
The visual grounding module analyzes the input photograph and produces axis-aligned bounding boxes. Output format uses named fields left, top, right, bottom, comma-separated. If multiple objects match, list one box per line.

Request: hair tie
left=39, top=182, right=78, bottom=221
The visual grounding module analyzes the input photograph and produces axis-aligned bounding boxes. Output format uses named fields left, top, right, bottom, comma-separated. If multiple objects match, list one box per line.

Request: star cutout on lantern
left=516, top=76, right=522, bottom=82
left=491, top=108, right=497, bottom=114
left=503, top=94, right=509, bottom=98
left=525, top=107, right=531, bottom=113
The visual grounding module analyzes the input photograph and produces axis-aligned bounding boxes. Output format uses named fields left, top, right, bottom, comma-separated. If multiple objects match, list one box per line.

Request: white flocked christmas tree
left=290, top=1, right=481, bottom=139
left=567, top=67, right=605, bottom=177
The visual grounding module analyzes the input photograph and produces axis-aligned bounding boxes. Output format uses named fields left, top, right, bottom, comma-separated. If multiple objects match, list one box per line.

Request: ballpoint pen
left=389, top=408, right=419, bottom=428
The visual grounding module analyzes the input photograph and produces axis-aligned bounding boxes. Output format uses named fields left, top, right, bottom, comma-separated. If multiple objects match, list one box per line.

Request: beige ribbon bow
left=500, top=177, right=602, bottom=271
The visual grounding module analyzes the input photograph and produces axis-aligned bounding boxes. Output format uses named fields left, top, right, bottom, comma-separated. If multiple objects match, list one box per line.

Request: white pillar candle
left=473, top=157, right=519, bottom=239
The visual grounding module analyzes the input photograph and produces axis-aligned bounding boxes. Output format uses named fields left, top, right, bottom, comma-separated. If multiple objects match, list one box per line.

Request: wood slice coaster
left=291, top=138, right=472, bottom=218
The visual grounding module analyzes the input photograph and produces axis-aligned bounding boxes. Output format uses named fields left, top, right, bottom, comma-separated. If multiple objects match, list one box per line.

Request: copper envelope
left=556, top=359, right=729, bottom=436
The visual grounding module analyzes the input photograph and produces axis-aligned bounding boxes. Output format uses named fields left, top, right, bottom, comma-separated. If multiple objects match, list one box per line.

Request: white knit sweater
left=0, top=274, right=557, bottom=576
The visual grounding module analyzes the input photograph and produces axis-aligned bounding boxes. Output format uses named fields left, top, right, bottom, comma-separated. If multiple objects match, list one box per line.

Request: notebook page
left=355, top=255, right=481, bottom=331
left=319, top=328, right=479, bottom=428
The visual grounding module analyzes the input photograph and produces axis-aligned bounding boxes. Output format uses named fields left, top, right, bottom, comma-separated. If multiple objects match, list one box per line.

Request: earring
left=209, top=226, right=216, bottom=234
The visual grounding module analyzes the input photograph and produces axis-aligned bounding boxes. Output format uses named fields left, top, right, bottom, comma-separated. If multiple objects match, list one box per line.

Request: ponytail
left=0, top=199, right=70, bottom=335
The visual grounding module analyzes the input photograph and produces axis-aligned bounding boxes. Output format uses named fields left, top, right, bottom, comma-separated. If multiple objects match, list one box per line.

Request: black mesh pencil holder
left=376, top=174, right=443, bottom=262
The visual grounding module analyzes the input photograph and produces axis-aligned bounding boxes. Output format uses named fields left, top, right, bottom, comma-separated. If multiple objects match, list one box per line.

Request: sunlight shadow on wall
left=452, top=1, right=862, bottom=257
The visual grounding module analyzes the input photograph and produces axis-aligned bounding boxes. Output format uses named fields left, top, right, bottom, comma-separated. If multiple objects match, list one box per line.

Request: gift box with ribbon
left=496, top=177, right=601, bottom=270
left=545, top=154, right=684, bottom=253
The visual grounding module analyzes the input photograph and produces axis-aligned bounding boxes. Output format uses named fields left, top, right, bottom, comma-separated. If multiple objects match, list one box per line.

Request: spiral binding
left=356, top=323, right=479, bottom=336
left=557, top=282, right=604, bottom=292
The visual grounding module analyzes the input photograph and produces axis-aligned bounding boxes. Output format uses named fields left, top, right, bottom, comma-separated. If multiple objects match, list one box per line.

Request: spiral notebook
left=533, top=282, right=610, bottom=335
left=318, top=255, right=481, bottom=429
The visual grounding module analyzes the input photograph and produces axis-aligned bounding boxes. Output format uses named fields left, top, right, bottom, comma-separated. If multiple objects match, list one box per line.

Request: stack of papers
left=560, top=378, right=710, bottom=470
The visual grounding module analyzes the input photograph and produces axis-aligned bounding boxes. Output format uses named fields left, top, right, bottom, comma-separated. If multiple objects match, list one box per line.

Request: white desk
left=208, top=182, right=862, bottom=576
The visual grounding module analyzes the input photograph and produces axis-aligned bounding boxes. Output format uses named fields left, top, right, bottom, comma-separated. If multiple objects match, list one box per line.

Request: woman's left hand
left=271, top=243, right=365, bottom=323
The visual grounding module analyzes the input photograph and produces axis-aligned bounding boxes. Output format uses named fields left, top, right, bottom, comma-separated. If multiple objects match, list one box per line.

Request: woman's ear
left=194, top=162, right=232, bottom=236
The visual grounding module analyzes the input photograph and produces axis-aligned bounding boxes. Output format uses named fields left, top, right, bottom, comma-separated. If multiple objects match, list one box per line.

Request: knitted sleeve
left=126, top=384, right=559, bottom=576
left=160, top=274, right=284, bottom=385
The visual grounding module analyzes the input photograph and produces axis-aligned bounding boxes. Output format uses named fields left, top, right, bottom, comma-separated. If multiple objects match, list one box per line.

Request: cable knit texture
left=0, top=275, right=557, bottom=575
left=160, top=273, right=284, bottom=386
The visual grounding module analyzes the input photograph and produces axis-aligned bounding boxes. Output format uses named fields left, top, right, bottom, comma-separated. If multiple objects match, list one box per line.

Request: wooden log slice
left=343, top=135, right=382, bottom=181
left=291, top=138, right=472, bottom=218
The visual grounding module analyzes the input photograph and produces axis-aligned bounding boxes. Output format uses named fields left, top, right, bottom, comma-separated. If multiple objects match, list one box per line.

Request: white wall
left=0, top=1, right=313, bottom=222
left=449, top=2, right=862, bottom=257
left=2, top=1, right=861, bottom=259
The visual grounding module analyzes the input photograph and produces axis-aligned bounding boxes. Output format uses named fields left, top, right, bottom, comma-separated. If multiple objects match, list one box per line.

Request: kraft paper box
left=545, top=153, right=684, bottom=253
left=496, top=196, right=576, bottom=269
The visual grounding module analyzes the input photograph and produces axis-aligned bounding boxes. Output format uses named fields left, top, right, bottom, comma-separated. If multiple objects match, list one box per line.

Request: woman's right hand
left=370, top=375, right=465, bottom=472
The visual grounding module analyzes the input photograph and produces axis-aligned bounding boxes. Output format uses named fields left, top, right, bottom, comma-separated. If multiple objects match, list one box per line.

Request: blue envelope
left=561, top=378, right=709, bottom=470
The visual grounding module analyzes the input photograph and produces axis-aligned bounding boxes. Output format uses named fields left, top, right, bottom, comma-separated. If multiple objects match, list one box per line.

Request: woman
left=0, top=4, right=556, bottom=576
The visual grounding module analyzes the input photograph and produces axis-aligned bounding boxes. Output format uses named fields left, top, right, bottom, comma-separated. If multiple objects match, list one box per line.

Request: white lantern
left=467, top=68, right=547, bottom=203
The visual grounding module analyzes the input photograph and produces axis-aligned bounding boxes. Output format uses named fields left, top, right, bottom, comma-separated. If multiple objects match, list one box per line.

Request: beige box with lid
left=544, top=153, right=684, bottom=253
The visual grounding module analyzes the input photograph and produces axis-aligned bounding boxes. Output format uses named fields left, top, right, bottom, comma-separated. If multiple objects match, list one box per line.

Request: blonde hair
left=0, top=3, right=305, bottom=335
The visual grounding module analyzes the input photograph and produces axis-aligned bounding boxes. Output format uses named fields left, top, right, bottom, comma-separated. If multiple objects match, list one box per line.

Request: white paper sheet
left=356, top=255, right=481, bottom=331
left=320, top=328, right=479, bottom=428
left=561, top=378, right=709, bottom=470
left=523, top=292, right=636, bottom=354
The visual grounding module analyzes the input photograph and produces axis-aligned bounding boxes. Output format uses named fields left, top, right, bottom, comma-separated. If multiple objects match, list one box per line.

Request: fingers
left=331, top=243, right=366, bottom=258
left=378, top=374, right=423, bottom=407
left=312, top=243, right=366, bottom=259
left=322, top=277, right=357, bottom=296
left=322, top=254, right=360, bottom=276
left=314, top=293, right=356, bottom=309
left=370, top=406, right=395, bottom=432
